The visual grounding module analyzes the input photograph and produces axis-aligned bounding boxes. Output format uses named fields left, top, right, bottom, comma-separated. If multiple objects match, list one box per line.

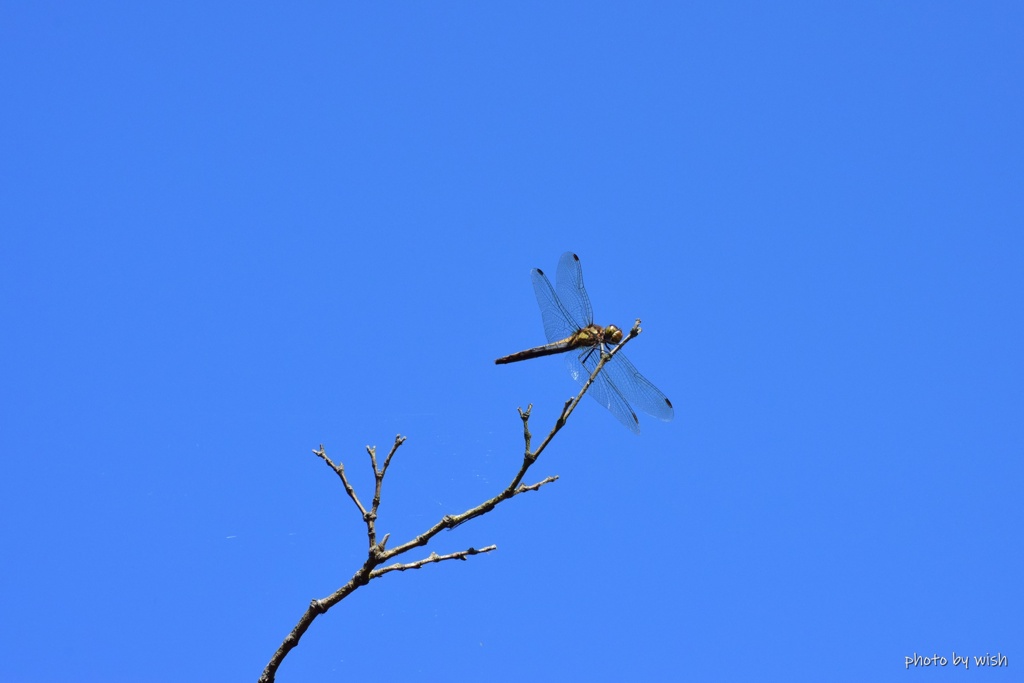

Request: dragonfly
left=495, top=252, right=674, bottom=434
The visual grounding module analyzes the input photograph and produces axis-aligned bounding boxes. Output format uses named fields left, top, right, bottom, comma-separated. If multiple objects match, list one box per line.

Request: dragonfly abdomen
left=495, top=336, right=586, bottom=365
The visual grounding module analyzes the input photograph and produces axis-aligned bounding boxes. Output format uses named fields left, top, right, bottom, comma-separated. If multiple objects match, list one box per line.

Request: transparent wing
left=567, top=348, right=641, bottom=434
left=600, top=350, right=675, bottom=422
left=565, top=346, right=674, bottom=434
left=554, top=252, right=594, bottom=330
left=531, top=265, right=582, bottom=344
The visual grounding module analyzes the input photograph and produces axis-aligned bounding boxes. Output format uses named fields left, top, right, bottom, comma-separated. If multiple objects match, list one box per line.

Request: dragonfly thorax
left=577, top=323, right=623, bottom=346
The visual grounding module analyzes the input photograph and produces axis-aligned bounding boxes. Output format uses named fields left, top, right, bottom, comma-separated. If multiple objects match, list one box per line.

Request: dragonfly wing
left=531, top=266, right=581, bottom=344
left=567, top=349, right=642, bottom=434
left=554, top=252, right=595, bottom=329
left=601, top=350, right=675, bottom=422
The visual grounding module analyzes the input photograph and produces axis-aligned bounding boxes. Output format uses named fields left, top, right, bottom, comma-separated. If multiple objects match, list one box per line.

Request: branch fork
left=259, top=320, right=644, bottom=682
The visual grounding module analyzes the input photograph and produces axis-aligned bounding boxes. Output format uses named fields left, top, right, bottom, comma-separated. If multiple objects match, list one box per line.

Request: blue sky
left=2, top=3, right=1021, bottom=681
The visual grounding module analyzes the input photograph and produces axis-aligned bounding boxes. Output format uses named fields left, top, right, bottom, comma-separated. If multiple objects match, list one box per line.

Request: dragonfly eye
left=605, top=325, right=623, bottom=343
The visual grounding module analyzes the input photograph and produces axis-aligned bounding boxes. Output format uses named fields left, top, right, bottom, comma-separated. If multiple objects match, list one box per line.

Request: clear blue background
left=2, top=3, right=1021, bottom=681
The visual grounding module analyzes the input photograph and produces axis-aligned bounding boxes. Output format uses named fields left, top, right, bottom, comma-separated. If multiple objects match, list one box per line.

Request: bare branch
left=258, top=558, right=376, bottom=683
left=371, top=545, right=498, bottom=578
left=260, top=322, right=646, bottom=681
left=366, top=444, right=378, bottom=475
left=427, top=472, right=559, bottom=534
left=313, top=445, right=368, bottom=518
left=371, top=434, right=406, bottom=514
left=259, top=543, right=499, bottom=681
left=518, top=404, right=534, bottom=453
left=366, top=435, right=407, bottom=548
left=517, top=475, right=559, bottom=493
left=379, top=434, right=404, bottom=479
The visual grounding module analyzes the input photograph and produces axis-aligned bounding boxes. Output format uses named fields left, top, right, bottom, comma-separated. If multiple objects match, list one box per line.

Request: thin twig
left=371, top=545, right=498, bottom=578
left=379, top=435, right=404, bottom=479
left=517, top=475, right=559, bottom=493
left=313, top=444, right=368, bottom=518
left=367, top=435, right=406, bottom=547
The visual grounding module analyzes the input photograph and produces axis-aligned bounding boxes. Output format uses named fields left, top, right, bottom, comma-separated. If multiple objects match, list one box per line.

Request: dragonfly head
left=602, top=325, right=623, bottom=344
